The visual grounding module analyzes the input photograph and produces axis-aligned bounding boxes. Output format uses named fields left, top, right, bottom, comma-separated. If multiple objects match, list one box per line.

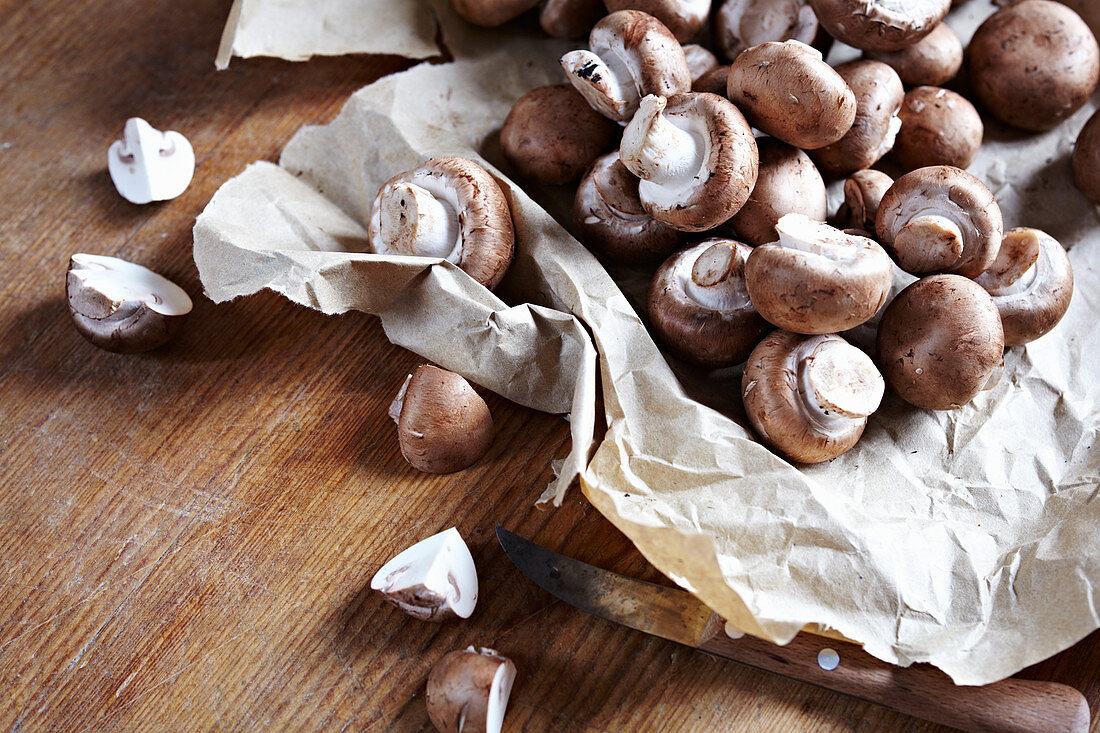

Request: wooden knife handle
left=697, top=614, right=1090, bottom=733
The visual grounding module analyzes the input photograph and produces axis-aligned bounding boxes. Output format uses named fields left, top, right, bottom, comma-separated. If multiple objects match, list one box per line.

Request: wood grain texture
left=0, top=1, right=1096, bottom=731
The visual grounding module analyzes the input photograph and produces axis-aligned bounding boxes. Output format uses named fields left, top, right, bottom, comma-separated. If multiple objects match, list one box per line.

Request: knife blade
left=496, top=527, right=1090, bottom=733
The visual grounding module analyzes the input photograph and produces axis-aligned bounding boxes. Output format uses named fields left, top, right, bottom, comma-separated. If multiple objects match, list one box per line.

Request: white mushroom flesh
left=69, top=253, right=193, bottom=317
left=795, top=336, right=884, bottom=426
left=717, top=0, right=818, bottom=59
left=107, top=117, right=195, bottom=205
left=621, top=95, right=706, bottom=207
left=369, top=527, right=479, bottom=621
left=677, top=242, right=751, bottom=311
left=880, top=112, right=903, bottom=160
left=485, top=648, right=516, bottom=733
left=388, top=373, right=413, bottom=424
left=376, top=180, right=462, bottom=260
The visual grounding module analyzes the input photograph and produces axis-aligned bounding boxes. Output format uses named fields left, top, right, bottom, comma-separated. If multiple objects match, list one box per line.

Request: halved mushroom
left=67, top=253, right=192, bottom=353
left=865, top=22, right=962, bottom=87
left=389, top=365, right=494, bottom=474
left=560, top=10, right=691, bottom=122
left=1073, top=108, right=1100, bottom=206
left=975, top=228, right=1074, bottom=346
left=729, top=138, right=827, bottom=246
left=808, top=0, right=950, bottom=52
left=619, top=93, right=759, bottom=232
left=727, top=41, right=857, bottom=150
left=835, top=170, right=893, bottom=231
left=574, top=150, right=684, bottom=263
left=370, top=527, right=478, bottom=622
left=368, top=157, right=514, bottom=291
left=742, top=331, right=885, bottom=463
left=876, top=166, right=1002, bottom=278
left=877, top=274, right=1005, bottom=410
left=744, top=214, right=893, bottom=334
left=539, top=0, right=605, bottom=38
left=647, top=239, right=772, bottom=367
left=603, top=0, right=710, bottom=43
left=714, top=0, right=820, bottom=62
left=811, top=60, right=904, bottom=177
left=426, top=647, right=516, bottom=733
left=890, top=86, right=983, bottom=171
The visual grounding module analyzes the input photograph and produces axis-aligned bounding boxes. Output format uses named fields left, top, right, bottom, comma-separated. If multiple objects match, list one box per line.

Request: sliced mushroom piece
left=811, top=60, right=904, bottom=177
left=727, top=41, right=857, bottom=150
left=560, top=10, right=691, bottom=122
left=714, top=0, right=820, bottom=62
left=370, top=527, right=478, bottom=622
left=574, top=150, right=684, bottom=263
left=107, top=118, right=195, bottom=205
left=875, top=166, right=1002, bottom=278
left=540, top=0, right=605, bottom=37
left=647, top=239, right=772, bottom=367
left=67, top=254, right=192, bottom=353
left=890, top=86, right=983, bottom=171
left=427, top=647, right=517, bottom=733
left=620, top=93, right=759, bottom=232
left=745, top=214, right=893, bottom=334
left=368, top=157, right=514, bottom=291
left=835, top=170, right=893, bottom=231
left=865, top=22, right=962, bottom=87
left=1073, top=108, right=1100, bottom=206
left=975, top=228, right=1074, bottom=346
left=603, top=0, right=711, bottom=43
left=742, top=331, right=885, bottom=463
left=877, top=274, right=1004, bottom=410
left=682, top=43, right=719, bottom=83
left=808, top=0, right=950, bottom=52
left=389, top=365, right=494, bottom=474
left=729, top=138, right=827, bottom=246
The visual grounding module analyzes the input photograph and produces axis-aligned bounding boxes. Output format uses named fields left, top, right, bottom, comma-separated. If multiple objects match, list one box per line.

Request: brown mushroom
left=713, top=0, right=820, bottom=61
left=426, top=647, right=516, bottom=733
left=727, top=40, right=857, bottom=150
left=501, top=84, right=617, bottom=185
left=744, top=214, right=893, bottom=334
left=368, top=157, right=514, bottom=291
left=975, top=228, right=1074, bottom=346
left=692, top=65, right=730, bottom=95
left=67, top=253, right=192, bottom=353
left=682, top=43, right=719, bottom=83
left=877, top=274, right=1004, bottom=410
left=389, top=365, right=494, bottom=474
left=865, top=22, right=962, bottom=87
left=1073, top=108, right=1100, bottom=205
left=603, top=0, right=710, bottom=43
left=835, top=169, right=893, bottom=231
left=811, top=60, right=904, bottom=177
left=968, top=0, right=1100, bottom=132
left=875, top=166, right=1002, bottom=278
left=619, top=93, right=759, bottom=232
left=808, top=0, right=950, bottom=52
left=451, top=0, right=539, bottom=26
left=729, top=138, right=828, bottom=246
left=890, top=86, right=983, bottom=171
left=540, top=0, right=605, bottom=37
left=647, top=239, right=772, bottom=367
left=742, top=331, right=885, bottom=463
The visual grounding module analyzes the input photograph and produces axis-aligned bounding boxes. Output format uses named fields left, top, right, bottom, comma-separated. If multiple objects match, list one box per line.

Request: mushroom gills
left=680, top=241, right=752, bottom=311
left=621, top=95, right=706, bottom=205
left=376, top=181, right=461, bottom=260
left=796, top=337, right=884, bottom=428
left=369, top=527, right=479, bottom=621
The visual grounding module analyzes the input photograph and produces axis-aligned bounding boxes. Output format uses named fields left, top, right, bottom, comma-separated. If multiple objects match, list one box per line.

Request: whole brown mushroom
left=729, top=138, right=828, bottom=246
left=1073, top=108, right=1100, bottom=206
left=540, top=0, right=605, bottom=37
left=713, top=0, right=820, bottom=61
left=865, top=22, right=962, bottom=87
left=890, top=87, right=983, bottom=171
left=811, top=59, right=905, bottom=177
left=808, top=0, right=950, bottom=52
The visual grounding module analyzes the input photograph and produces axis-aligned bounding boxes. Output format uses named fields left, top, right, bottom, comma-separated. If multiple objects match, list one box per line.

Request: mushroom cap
left=603, top=0, right=710, bottom=43
left=811, top=59, right=904, bottom=177
left=692, top=65, right=730, bottom=95
left=647, top=239, right=772, bottom=367
left=426, top=647, right=516, bottom=733
left=968, top=0, right=1100, bottom=132
left=714, top=0, right=820, bottom=61
left=727, top=41, right=857, bottom=150
left=67, top=253, right=192, bottom=353
left=835, top=169, right=893, bottom=231
left=574, top=151, right=684, bottom=263
left=730, top=138, right=828, bottom=246
left=890, top=86, right=983, bottom=171
left=975, top=228, right=1074, bottom=346
left=808, top=0, right=950, bottom=52
left=682, top=43, right=719, bottom=83
left=540, top=0, right=604, bottom=38
left=369, top=527, right=479, bottom=622
left=391, top=365, right=494, bottom=474
left=368, top=157, right=514, bottom=290
left=742, top=331, right=884, bottom=463
left=451, top=0, right=540, bottom=26
left=865, top=22, right=962, bottom=87
left=744, top=214, right=894, bottom=334
left=501, top=84, right=616, bottom=185
left=1073, top=108, right=1100, bottom=206
left=876, top=274, right=1004, bottom=410
left=876, top=165, right=1002, bottom=278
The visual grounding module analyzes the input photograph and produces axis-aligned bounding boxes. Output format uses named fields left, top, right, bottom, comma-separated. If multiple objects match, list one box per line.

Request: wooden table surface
left=1, top=1, right=1097, bottom=731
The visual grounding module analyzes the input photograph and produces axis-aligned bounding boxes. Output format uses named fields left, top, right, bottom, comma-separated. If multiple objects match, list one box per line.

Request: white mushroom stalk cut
left=427, top=647, right=517, bottom=733
left=67, top=253, right=193, bottom=353
left=370, top=527, right=478, bottom=622
left=714, top=0, right=819, bottom=61
left=377, top=182, right=461, bottom=260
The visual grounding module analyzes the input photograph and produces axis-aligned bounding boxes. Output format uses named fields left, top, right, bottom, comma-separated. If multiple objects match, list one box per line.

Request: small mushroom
left=808, top=0, right=950, bottom=52
left=619, top=93, right=759, bottom=232
left=744, top=214, right=893, bottom=334
left=501, top=84, right=617, bottom=185
left=877, top=274, right=1004, bottom=410
left=573, top=150, right=684, bottom=263
left=682, top=43, right=719, bottom=83
left=890, top=86, right=983, bottom=171
left=107, top=118, right=195, bottom=205
left=865, top=22, right=962, bottom=87
left=368, top=157, right=514, bottom=291
left=835, top=169, right=893, bottom=231
left=647, top=239, right=772, bottom=367
left=370, top=527, right=478, bottom=622
left=389, top=365, right=494, bottom=474
left=692, top=65, right=730, bottom=95
left=968, top=0, right=1100, bottom=132
left=603, top=0, right=711, bottom=43
left=742, top=331, right=885, bottom=463
left=727, top=41, right=857, bottom=150
left=560, top=10, right=691, bottom=122
left=714, top=0, right=820, bottom=62
left=426, top=647, right=516, bottom=733
left=875, top=166, right=1002, bottom=278
left=539, top=0, right=605, bottom=38
left=729, top=138, right=828, bottom=246
left=811, top=60, right=904, bottom=177
left=975, top=228, right=1074, bottom=346
left=1073, top=108, right=1100, bottom=206
left=67, top=254, right=192, bottom=353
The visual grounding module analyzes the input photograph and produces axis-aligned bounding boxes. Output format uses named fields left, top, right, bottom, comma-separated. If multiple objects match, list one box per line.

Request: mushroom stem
left=378, top=182, right=459, bottom=259
left=681, top=242, right=751, bottom=311
left=799, top=338, right=883, bottom=421
left=893, top=212, right=964, bottom=273
left=620, top=95, right=702, bottom=187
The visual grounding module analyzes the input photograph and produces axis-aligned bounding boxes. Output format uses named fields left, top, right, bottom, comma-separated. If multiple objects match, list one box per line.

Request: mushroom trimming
left=370, top=527, right=478, bottom=622
left=729, top=138, right=827, bottom=247
left=107, top=117, right=194, bottom=205
left=808, top=0, right=950, bottom=52
left=713, top=0, right=820, bottom=62
left=426, top=647, right=516, bottom=733
left=368, top=157, right=514, bottom=291
left=389, top=365, right=494, bottom=474
left=67, top=253, right=192, bottom=353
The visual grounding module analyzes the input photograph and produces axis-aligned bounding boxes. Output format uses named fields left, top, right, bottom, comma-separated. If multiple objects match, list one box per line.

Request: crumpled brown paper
left=196, top=0, right=1100, bottom=685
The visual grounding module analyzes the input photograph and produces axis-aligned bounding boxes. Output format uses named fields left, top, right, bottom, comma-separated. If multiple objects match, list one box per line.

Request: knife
left=496, top=527, right=1090, bottom=733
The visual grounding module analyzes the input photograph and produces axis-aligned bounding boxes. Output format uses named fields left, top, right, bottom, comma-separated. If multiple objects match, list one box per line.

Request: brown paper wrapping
left=196, top=0, right=1100, bottom=684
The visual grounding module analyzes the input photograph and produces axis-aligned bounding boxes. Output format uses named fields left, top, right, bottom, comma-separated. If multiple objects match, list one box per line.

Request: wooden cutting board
left=0, top=0, right=1096, bottom=729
